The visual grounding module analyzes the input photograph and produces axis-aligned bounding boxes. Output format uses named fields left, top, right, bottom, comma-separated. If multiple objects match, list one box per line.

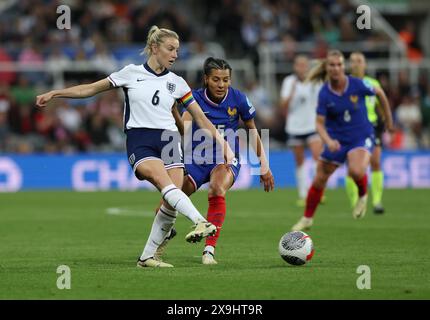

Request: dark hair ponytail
left=202, top=57, right=232, bottom=87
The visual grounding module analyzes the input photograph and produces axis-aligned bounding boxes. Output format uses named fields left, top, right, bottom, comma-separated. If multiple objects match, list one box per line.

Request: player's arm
left=373, top=86, right=394, bottom=132
left=36, top=79, right=113, bottom=107
left=187, top=102, right=235, bottom=164
left=316, top=115, right=340, bottom=152
left=280, top=79, right=296, bottom=117
left=181, top=110, right=193, bottom=137
left=171, top=103, right=184, bottom=136
left=243, top=118, right=274, bottom=192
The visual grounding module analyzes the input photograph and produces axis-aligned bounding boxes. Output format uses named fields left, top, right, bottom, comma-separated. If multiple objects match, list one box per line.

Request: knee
left=136, top=166, right=159, bottom=184
left=349, top=168, right=365, bottom=181
left=208, top=184, right=227, bottom=197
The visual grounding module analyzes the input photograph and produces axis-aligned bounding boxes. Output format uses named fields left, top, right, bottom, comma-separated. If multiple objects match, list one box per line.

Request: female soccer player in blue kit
left=292, top=50, right=393, bottom=231
left=156, top=57, right=275, bottom=265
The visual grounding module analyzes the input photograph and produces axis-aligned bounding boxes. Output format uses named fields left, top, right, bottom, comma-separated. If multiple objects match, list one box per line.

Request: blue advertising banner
left=0, top=151, right=429, bottom=192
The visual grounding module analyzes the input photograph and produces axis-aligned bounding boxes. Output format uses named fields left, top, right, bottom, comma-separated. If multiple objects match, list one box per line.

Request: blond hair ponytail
left=142, top=25, right=179, bottom=56
left=306, top=59, right=327, bottom=83
left=306, top=49, right=345, bottom=83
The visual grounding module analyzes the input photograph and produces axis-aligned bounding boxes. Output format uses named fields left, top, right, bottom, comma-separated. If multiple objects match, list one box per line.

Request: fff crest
left=350, top=95, right=358, bottom=108
left=227, top=107, right=237, bottom=117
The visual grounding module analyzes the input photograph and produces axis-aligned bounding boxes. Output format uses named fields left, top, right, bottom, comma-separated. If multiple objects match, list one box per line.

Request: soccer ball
left=278, top=231, right=315, bottom=266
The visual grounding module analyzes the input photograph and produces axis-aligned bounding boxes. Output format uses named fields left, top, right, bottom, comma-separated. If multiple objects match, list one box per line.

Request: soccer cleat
left=137, top=257, right=173, bottom=268
left=291, top=217, right=313, bottom=231
left=202, top=251, right=218, bottom=265
left=373, top=204, right=385, bottom=214
left=352, top=194, right=368, bottom=219
left=154, top=228, right=177, bottom=262
left=185, top=222, right=217, bottom=243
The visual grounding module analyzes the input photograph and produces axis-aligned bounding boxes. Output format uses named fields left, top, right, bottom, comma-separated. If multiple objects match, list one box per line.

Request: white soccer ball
left=278, top=231, right=314, bottom=265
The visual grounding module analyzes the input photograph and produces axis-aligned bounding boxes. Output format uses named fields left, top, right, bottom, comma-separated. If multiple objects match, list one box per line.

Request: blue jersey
left=317, top=76, right=376, bottom=144
left=184, top=87, right=255, bottom=164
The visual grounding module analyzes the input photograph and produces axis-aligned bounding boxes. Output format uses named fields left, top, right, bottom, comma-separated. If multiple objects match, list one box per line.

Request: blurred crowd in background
left=0, top=0, right=429, bottom=153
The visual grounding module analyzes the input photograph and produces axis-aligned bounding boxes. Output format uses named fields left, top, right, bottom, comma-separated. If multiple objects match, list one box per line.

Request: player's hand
left=327, top=139, right=341, bottom=152
left=260, top=166, right=274, bottom=192
left=36, top=91, right=55, bottom=107
left=223, top=142, right=235, bottom=164
left=385, top=121, right=395, bottom=134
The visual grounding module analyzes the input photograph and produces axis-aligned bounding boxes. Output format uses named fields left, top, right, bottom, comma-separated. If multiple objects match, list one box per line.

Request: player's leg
left=153, top=167, right=183, bottom=262
left=135, top=160, right=204, bottom=224
left=136, top=161, right=215, bottom=267
left=136, top=160, right=177, bottom=267
left=154, top=170, right=199, bottom=262
left=308, top=135, right=325, bottom=203
left=345, top=173, right=359, bottom=208
left=292, top=144, right=307, bottom=207
left=347, top=148, right=371, bottom=219
left=292, top=159, right=338, bottom=231
left=202, top=164, right=235, bottom=265
left=370, top=145, right=384, bottom=213
left=183, top=174, right=198, bottom=196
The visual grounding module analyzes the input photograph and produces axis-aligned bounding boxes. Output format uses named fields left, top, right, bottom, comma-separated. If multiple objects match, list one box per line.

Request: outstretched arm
left=374, top=86, right=394, bottom=132
left=187, top=102, right=235, bottom=164
left=244, top=118, right=274, bottom=192
left=171, top=103, right=184, bottom=136
left=36, top=78, right=113, bottom=107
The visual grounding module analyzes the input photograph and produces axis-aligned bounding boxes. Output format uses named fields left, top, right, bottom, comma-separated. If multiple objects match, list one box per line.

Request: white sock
left=140, top=205, right=177, bottom=261
left=161, top=184, right=206, bottom=224
left=204, top=245, right=215, bottom=255
left=296, top=165, right=307, bottom=199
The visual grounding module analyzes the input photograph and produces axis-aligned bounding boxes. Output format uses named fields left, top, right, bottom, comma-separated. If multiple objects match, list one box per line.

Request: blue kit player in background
left=156, top=57, right=275, bottom=265
left=292, top=50, right=393, bottom=231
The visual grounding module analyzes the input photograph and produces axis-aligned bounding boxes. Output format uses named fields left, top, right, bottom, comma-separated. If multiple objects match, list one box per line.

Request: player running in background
left=291, top=50, right=393, bottom=231
left=280, top=55, right=323, bottom=207
left=345, top=52, right=386, bottom=214
left=156, top=57, right=275, bottom=265
left=36, top=26, right=235, bottom=268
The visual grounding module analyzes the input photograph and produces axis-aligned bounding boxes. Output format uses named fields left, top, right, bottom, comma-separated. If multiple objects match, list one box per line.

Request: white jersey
left=108, top=63, right=195, bottom=131
left=280, top=74, right=321, bottom=135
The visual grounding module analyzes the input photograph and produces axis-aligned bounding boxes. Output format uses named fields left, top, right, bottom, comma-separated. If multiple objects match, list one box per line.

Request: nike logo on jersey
left=137, top=78, right=145, bottom=82
left=203, top=111, right=210, bottom=114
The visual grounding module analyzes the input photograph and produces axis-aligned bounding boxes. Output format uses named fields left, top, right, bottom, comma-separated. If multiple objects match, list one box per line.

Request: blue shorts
left=320, top=135, right=375, bottom=165
left=126, top=128, right=183, bottom=176
left=185, top=161, right=241, bottom=191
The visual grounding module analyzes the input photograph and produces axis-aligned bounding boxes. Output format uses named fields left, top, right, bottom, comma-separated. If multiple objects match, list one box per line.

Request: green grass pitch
left=0, top=189, right=429, bottom=299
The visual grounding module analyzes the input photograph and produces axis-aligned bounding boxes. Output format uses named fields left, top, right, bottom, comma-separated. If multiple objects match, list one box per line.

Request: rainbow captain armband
left=178, top=91, right=195, bottom=108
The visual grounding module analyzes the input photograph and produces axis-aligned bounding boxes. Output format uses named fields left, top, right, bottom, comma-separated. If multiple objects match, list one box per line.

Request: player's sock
left=296, top=165, right=307, bottom=200
left=161, top=184, right=206, bottom=224
left=354, top=175, right=368, bottom=197
left=204, top=245, right=215, bottom=255
left=304, top=184, right=324, bottom=218
left=205, top=196, right=226, bottom=248
left=371, top=171, right=384, bottom=206
left=345, top=175, right=359, bottom=208
left=140, top=205, right=177, bottom=261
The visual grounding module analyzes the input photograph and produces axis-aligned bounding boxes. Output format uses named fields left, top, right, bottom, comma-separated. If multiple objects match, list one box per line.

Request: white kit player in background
left=36, top=25, right=235, bottom=268
left=280, top=55, right=323, bottom=207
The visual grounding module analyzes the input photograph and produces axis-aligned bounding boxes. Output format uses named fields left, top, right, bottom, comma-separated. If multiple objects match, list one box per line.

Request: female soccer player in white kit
left=36, top=26, right=235, bottom=268
left=280, top=55, right=323, bottom=206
